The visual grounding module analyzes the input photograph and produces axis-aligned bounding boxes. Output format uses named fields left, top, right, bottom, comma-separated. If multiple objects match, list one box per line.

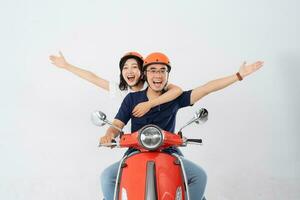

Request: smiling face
left=145, top=63, right=169, bottom=92
left=121, top=58, right=142, bottom=87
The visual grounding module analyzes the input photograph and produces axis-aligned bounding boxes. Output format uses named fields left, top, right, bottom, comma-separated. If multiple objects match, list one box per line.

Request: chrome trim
left=172, top=154, right=190, bottom=200
left=145, top=161, right=157, bottom=200
left=113, top=155, right=128, bottom=200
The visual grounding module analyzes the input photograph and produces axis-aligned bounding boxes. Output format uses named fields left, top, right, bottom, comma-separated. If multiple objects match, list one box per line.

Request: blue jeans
left=100, top=156, right=207, bottom=200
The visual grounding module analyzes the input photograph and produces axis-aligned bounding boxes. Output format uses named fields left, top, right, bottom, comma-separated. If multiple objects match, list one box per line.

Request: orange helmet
left=119, top=51, right=144, bottom=69
left=143, top=52, right=171, bottom=72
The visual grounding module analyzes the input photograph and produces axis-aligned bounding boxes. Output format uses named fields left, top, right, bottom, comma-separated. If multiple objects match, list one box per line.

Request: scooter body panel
left=117, top=152, right=186, bottom=200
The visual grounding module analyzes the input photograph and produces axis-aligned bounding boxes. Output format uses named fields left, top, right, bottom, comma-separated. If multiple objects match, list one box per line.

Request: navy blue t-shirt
left=115, top=89, right=192, bottom=133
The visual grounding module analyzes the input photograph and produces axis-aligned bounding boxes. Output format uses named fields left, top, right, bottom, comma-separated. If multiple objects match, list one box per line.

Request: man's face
left=145, top=64, right=169, bottom=92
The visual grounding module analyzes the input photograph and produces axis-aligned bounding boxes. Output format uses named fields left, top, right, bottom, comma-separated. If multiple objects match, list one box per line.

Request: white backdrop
left=1, top=0, right=299, bottom=199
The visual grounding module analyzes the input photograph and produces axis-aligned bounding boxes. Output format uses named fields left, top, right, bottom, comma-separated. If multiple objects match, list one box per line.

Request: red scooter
left=92, top=108, right=208, bottom=200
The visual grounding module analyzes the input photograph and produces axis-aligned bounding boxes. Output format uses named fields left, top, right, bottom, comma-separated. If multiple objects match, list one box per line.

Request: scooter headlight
left=138, top=125, right=163, bottom=150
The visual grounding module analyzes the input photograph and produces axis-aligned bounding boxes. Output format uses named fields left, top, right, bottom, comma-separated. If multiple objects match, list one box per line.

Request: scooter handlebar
left=98, top=139, right=119, bottom=147
left=186, top=138, right=202, bottom=145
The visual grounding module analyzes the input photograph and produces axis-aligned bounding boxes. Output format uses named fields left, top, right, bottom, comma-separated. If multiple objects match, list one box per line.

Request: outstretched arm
left=190, top=61, right=264, bottom=104
left=99, top=119, right=125, bottom=145
left=132, top=83, right=183, bottom=117
left=49, top=51, right=110, bottom=91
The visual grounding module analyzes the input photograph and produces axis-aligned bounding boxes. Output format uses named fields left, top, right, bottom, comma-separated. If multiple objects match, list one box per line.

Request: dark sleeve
left=115, top=94, right=133, bottom=125
left=178, top=90, right=193, bottom=108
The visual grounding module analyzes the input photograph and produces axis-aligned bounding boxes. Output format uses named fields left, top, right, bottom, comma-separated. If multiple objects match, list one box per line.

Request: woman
left=49, top=51, right=183, bottom=117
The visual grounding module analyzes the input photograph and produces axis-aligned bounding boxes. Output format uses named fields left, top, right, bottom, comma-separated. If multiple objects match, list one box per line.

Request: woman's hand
left=239, top=61, right=264, bottom=78
left=132, top=101, right=153, bottom=117
left=49, top=51, right=70, bottom=69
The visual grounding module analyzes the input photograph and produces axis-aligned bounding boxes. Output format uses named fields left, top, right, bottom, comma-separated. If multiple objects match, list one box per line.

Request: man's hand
left=49, top=51, right=70, bottom=69
left=99, top=132, right=115, bottom=145
left=99, top=120, right=125, bottom=147
left=132, top=101, right=153, bottom=117
left=239, top=61, right=264, bottom=78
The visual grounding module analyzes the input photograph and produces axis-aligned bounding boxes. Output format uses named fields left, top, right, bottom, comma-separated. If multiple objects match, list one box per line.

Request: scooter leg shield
left=115, top=152, right=186, bottom=200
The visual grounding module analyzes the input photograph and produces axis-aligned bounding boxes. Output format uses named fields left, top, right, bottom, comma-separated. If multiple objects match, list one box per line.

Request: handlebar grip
left=186, top=139, right=202, bottom=143
left=98, top=139, right=117, bottom=147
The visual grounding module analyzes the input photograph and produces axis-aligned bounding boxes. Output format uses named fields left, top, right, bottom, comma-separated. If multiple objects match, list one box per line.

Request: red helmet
left=143, top=52, right=171, bottom=72
left=119, top=52, right=144, bottom=69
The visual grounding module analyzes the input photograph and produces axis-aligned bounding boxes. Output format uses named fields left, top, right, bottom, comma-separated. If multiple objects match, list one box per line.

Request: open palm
left=239, top=61, right=264, bottom=78
left=49, top=51, right=69, bottom=68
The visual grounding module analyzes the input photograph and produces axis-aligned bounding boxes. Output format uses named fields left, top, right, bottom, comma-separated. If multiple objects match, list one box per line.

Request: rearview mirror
left=91, top=111, right=107, bottom=127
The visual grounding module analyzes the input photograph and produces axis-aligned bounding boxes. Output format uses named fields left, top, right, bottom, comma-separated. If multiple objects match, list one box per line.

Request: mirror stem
left=178, top=118, right=198, bottom=133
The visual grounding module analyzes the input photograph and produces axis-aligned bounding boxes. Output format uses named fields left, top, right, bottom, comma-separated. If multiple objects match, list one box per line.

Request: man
left=100, top=52, right=263, bottom=200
